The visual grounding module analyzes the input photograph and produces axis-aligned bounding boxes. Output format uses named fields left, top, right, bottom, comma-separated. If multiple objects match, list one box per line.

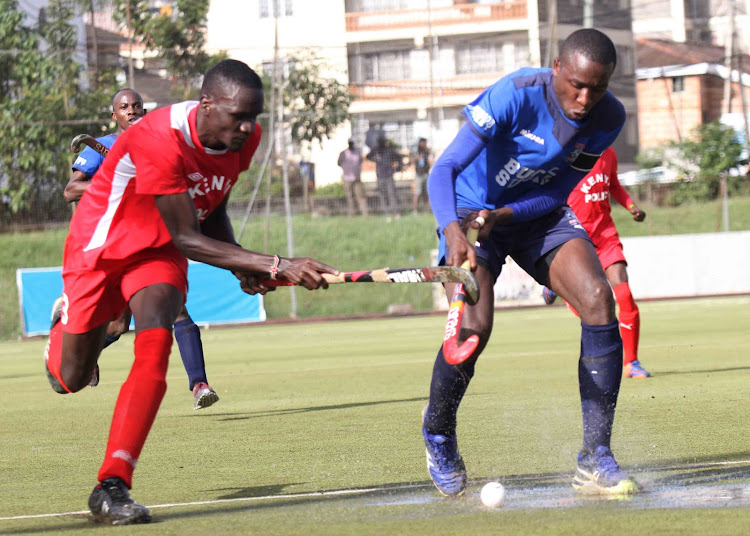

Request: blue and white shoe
left=624, top=360, right=651, bottom=379
left=542, top=287, right=558, bottom=305
left=572, top=446, right=639, bottom=495
left=423, top=428, right=467, bottom=497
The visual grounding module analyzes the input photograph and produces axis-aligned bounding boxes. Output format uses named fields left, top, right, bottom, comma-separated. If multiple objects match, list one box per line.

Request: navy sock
left=103, top=333, right=120, bottom=349
left=579, top=320, right=623, bottom=453
left=174, top=318, right=208, bottom=390
left=423, top=347, right=476, bottom=436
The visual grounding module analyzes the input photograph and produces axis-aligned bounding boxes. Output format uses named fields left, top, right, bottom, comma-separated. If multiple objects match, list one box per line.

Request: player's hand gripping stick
left=442, top=216, right=484, bottom=366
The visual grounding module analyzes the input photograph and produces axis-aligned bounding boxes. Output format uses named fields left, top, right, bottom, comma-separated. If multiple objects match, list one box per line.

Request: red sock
left=98, top=328, right=172, bottom=487
left=44, top=320, right=72, bottom=393
left=614, top=282, right=640, bottom=365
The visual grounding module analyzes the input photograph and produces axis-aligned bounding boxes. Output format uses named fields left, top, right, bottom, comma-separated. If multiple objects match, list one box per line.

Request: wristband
left=270, top=255, right=281, bottom=280
left=627, top=203, right=635, bottom=210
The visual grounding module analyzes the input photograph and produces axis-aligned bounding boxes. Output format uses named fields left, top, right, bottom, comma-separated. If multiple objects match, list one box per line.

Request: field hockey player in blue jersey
left=422, top=29, right=639, bottom=498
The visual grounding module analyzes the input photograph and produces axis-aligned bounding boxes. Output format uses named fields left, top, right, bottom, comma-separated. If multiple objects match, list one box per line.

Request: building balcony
left=345, top=1, right=527, bottom=33
left=350, top=71, right=502, bottom=102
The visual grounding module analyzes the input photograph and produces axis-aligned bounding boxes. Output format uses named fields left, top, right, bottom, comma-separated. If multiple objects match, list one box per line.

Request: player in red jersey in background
left=542, top=147, right=650, bottom=379
left=43, top=59, right=338, bottom=525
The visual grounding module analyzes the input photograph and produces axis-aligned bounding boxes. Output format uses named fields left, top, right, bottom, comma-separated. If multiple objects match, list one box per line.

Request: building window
left=260, top=0, right=293, bottom=18
left=455, top=43, right=500, bottom=75
left=363, top=51, right=411, bottom=82
left=672, top=76, right=685, bottom=93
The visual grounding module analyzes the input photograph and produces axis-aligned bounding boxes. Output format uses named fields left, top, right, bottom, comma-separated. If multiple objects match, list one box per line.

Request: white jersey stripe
left=171, top=101, right=198, bottom=149
left=169, top=100, right=228, bottom=155
left=83, top=153, right=137, bottom=252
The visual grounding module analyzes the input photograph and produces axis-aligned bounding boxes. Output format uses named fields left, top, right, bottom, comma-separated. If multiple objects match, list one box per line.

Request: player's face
left=552, top=52, right=614, bottom=122
left=111, top=90, right=145, bottom=132
left=202, top=85, right=264, bottom=152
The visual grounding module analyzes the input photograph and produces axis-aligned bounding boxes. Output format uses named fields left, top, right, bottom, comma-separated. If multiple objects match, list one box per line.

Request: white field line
left=2, top=460, right=748, bottom=522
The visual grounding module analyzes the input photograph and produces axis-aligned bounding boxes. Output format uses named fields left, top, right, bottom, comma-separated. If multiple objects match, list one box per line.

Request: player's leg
left=423, top=218, right=501, bottom=497
left=104, top=308, right=132, bottom=348
left=45, top=264, right=123, bottom=393
left=423, top=266, right=495, bottom=496
left=90, top=251, right=186, bottom=525
left=174, top=306, right=219, bottom=410
left=604, top=261, right=649, bottom=378
left=546, top=239, right=638, bottom=495
left=45, top=318, right=108, bottom=393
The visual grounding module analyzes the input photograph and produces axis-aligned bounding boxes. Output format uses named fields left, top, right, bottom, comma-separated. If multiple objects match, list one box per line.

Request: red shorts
left=61, top=240, right=188, bottom=334
left=591, top=226, right=626, bottom=270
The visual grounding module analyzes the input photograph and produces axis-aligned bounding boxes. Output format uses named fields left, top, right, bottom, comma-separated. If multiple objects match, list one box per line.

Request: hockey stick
left=442, top=216, right=484, bottom=366
left=70, top=134, right=109, bottom=157
left=263, top=266, right=479, bottom=303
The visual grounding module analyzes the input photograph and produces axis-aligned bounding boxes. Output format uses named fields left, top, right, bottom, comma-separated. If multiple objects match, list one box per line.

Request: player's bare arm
left=155, top=191, right=338, bottom=290
left=200, top=199, right=274, bottom=295
left=64, top=170, right=91, bottom=203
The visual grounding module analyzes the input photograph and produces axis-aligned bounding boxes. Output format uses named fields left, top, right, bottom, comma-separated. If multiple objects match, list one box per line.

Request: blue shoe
left=542, top=287, right=558, bottom=305
left=624, top=360, right=651, bottom=379
left=572, top=446, right=639, bottom=495
left=423, top=428, right=467, bottom=497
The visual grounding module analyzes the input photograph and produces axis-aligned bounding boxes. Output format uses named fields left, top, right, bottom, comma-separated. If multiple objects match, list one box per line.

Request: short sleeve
left=72, top=146, right=105, bottom=177
left=131, top=129, right=187, bottom=196
left=462, top=76, right=516, bottom=140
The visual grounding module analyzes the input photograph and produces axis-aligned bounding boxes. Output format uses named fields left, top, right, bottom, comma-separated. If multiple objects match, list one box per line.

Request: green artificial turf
left=1, top=296, right=749, bottom=534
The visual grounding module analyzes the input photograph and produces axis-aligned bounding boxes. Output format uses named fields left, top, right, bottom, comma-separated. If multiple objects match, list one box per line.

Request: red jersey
left=68, top=101, right=261, bottom=268
left=566, top=147, right=633, bottom=241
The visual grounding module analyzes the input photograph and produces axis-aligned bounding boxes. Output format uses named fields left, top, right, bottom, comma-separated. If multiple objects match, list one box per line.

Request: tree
left=666, top=120, right=746, bottom=204
left=112, top=0, right=226, bottom=100
left=283, top=50, right=353, bottom=147
left=0, top=0, right=116, bottom=223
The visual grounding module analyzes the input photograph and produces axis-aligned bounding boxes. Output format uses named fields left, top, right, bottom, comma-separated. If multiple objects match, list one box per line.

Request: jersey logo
left=188, top=175, right=233, bottom=200
left=188, top=172, right=204, bottom=182
left=520, top=129, right=545, bottom=145
left=467, top=104, right=496, bottom=132
left=494, top=157, right=558, bottom=188
left=73, top=156, right=88, bottom=166
left=566, top=142, right=586, bottom=163
left=579, top=172, right=611, bottom=203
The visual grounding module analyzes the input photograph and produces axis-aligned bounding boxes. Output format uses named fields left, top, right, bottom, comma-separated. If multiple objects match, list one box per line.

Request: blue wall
left=16, top=262, right=265, bottom=337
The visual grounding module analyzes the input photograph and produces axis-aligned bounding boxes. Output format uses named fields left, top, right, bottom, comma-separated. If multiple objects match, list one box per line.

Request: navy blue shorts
left=437, top=206, right=590, bottom=284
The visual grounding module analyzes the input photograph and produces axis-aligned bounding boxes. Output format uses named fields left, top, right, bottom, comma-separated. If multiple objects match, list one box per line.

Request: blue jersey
left=430, top=67, right=625, bottom=230
left=71, top=133, right=118, bottom=177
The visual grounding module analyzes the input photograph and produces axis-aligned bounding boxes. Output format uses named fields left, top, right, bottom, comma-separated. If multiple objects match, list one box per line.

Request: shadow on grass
left=191, top=396, right=428, bottom=422
left=654, top=366, right=750, bottom=376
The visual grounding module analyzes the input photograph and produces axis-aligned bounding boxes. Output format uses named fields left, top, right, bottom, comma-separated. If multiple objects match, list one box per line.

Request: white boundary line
left=2, top=460, right=749, bottom=522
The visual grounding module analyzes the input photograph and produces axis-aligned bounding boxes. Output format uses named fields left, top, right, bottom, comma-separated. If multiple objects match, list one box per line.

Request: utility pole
left=544, top=0, right=558, bottom=67
left=721, top=0, right=736, bottom=232
left=125, top=0, right=134, bottom=88
left=723, top=0, right=735, bottom=114
left=583, top=0, right=593, bottom=28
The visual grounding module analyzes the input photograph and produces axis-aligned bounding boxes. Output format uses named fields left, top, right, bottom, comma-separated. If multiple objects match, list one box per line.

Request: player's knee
left=577, top=279, right=616, bottom=323
left=59, top=364, right=91, bottom=393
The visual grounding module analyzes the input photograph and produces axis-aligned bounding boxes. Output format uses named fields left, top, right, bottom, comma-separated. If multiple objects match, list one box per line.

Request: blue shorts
left=437, top=206, right=590, bottom=284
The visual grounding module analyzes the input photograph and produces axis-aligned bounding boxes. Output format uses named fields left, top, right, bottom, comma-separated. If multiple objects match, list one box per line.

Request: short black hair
left=559, top=29, right=617, bottom=68
left=112, top=88, right=142, bottom=109
left=201, top=59, right=263, bottom=96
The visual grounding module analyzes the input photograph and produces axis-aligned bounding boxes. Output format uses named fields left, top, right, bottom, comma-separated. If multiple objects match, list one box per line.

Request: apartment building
left=202, top=1, right=641, bottom=184
left=632, top=0, right=750, bottom=53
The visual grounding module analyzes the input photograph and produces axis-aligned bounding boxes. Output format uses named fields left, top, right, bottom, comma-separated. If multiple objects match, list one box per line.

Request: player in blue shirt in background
left=63, top=88, right=220, bottom=411
left=423, top=29, right=639, bottom=497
